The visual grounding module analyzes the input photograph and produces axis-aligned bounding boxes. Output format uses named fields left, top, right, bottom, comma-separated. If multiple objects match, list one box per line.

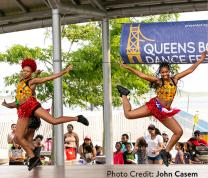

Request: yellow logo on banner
left=193, top=113, right=199, bottom=125
left=126, top=24, right=155, bottom=63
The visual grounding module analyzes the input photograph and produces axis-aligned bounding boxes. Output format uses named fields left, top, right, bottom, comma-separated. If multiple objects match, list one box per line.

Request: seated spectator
left=78, top=136, right=96, bottom=164
left=123, top=142, right=136, bottom=164
left=95, top=145, right=105, bottom=164
left=9, top=142, right=25, bottom=165
left=188, top=130, right=208, bottom=147
left=114, top=142, right=124, bottom=164
left=135, top=137, right=148, bottom=164
left=95, top=145, right=102, bottom=156
left=175, top=142, right=185, bottom=164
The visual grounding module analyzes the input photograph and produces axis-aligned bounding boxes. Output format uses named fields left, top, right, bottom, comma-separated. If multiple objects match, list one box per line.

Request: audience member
left=144, top=125, right=163, bottom=164
left=162, top=132, right=169, bottom=149
left=135, top=137, right=148, bottom=164
left=123, top=142, right=136, bottom=164
left=120, top=134, right=133, bottom=152
left=7, top=124, right=16, bottom=148
left=175, top=142, right=185, bottom=164
left=9, top=142, right=25, bottom=165
left=114, top=142, right=124, bottom=164
left=64, top=124, right=79, bottom=160
left=78, top=136, right=96, bottom=164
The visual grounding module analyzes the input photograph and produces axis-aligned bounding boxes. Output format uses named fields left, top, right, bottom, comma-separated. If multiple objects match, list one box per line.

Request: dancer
left=3, top=69, right=46, bottom=164
left=117, top=51, right=207, bottom=166
left=3, top=70, right=44, bottom=154
left=2, top=58, right=89, bottom=170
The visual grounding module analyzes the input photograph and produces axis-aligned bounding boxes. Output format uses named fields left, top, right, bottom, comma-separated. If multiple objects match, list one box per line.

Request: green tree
left=0, top=14, right=179, bottom=108
left=0, top=45, right=54, bottom=102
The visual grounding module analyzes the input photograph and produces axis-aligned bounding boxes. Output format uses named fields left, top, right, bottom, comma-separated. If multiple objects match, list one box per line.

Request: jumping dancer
left=117, top=51, right=207, bottom=166
left=3, top=70, right=44, bottom=155
left=2, top=58, right=89, bottom=170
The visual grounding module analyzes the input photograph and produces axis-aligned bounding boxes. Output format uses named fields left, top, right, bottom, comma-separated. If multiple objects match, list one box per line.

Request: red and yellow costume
left=16, top=59, right=41, bottom=119
left=146, top=79, right=180, bottom=121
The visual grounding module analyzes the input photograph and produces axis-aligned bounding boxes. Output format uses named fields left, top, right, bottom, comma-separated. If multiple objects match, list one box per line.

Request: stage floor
left=0, top=165, right=207, bottom=178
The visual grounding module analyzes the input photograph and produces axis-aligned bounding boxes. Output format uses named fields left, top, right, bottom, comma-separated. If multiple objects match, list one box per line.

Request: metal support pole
left=102, top=18, right=113, bottom=164
left=52, top=8, right=64, bottom=166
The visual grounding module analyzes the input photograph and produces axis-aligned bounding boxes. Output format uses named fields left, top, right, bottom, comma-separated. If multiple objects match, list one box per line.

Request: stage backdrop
left=120, top=20, right=208, bottom=64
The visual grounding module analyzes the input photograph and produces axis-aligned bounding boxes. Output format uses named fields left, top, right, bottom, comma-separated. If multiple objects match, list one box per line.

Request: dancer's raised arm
left=175, top=51, right=207, bottom=81
left=30, top=65, right=72, bottom=85
left=2, top=99, right=16, bottom=108
left=120, top=63, right=158, bottom=82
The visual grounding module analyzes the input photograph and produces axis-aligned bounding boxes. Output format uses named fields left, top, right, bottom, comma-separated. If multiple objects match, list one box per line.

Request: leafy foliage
left=0, top=14, right=179, bottom=108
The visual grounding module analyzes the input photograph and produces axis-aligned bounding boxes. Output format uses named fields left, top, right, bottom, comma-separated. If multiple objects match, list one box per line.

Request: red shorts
left=17, top=97, right=41, bottom=119
left=146, top=97, right=180, bottom=121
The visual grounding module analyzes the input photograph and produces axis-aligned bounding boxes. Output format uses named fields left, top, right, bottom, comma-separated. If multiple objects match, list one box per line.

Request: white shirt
left=9, top=148, right=24, bottom=160
left=144, top=135, right=163, bottom=157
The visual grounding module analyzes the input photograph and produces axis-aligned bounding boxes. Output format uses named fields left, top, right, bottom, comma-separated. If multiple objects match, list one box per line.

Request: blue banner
left=120, top=20, right=208, bottom=64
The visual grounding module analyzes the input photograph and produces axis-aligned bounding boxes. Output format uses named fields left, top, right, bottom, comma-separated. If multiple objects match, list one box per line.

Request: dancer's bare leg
left=15, top=118, right=34, bottom=158
left=34, top=107, right=88, bottom=125
left=121, top=96, right=151, bottom=119
left=159, top=117, right=183, bottom=152
left=25, top=128, right=35, bottom=150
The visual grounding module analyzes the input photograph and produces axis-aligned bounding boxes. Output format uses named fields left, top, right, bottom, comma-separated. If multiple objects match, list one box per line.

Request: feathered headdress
left=21, top=58, right=37, bottom=72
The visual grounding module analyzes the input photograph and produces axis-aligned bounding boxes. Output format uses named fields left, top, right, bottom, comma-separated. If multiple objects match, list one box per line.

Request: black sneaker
left=28, top=156, right=40, bottom=171
left=116, top=85, right=130, bottom=97
left=77, top=115, right=89, bottom=126
left=160, top=150, right=169, bottom=167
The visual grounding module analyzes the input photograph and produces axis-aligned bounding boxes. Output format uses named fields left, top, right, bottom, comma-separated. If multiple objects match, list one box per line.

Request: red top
left=189, top=139, right=208, bottom=146
left=114, top=151, right=124, bottom=164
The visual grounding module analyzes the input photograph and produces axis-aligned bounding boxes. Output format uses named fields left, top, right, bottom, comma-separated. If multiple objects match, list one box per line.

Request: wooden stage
left=0, top=165, right=207, bottom=178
